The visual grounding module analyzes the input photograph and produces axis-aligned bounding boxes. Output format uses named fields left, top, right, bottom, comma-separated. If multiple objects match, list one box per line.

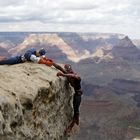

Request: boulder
left=0, top=63, right=73, bottom=140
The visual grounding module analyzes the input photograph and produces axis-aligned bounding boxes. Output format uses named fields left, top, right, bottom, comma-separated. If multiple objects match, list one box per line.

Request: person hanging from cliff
left=56, top=64, right=83, bottom=134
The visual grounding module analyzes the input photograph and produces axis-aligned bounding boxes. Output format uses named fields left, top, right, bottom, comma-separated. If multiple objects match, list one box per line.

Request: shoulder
left=74, top=73, right=81, bottom=80
left=26, top=48, right=36, bottom=52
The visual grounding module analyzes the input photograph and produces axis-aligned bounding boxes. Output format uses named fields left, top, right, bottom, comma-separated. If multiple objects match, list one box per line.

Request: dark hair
left=64, top=64, right=73, bottom=72
left=39, top=48, right=46, bottom=55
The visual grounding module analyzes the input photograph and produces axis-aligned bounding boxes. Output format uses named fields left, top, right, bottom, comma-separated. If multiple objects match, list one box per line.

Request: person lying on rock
left=0, top=48, right=53, bottom=66
left=56, top=64, right=83, bottom=134
left=22, top=48, right=66, bottom=71
left=0, top=47, right=70, bottom=73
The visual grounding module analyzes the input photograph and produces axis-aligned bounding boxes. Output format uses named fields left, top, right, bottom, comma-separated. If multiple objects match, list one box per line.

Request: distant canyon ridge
left=0, top=32, right=135, bottom=62
left=0, top=32, right=140, bottom=140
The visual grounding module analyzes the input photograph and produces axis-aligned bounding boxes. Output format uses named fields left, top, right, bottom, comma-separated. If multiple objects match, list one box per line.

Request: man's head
left=36, top=48, right=46, bottom=57
left=64, top=64, right=73, bottom=73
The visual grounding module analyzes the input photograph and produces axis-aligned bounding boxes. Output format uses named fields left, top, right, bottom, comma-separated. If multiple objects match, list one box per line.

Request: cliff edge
left=0, top=63, right=73, bottom=140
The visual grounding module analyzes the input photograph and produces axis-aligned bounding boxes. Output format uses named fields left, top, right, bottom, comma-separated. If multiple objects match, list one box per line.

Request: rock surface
left=0, top=63, right=73, bottom=140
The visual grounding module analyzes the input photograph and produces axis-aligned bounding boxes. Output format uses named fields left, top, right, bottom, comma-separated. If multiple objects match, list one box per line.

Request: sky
left=0, top=0, right=140, bottom=39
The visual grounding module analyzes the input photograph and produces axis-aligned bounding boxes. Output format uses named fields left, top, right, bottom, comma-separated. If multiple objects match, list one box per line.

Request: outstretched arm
left=53, top=63, right=67, bottom=74
left=38, top=57, right=54, bottom=66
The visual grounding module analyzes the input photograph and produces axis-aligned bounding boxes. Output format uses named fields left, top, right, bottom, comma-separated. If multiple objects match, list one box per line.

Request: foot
left=75, top=117, right=79, bottom=125
left=73, top=114, right=79, bottom=125
left=65, top=120, right=75, bottom=135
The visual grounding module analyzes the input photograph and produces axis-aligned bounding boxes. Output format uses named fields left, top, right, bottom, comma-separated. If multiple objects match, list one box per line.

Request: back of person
left=24, top=48, right=36, bottom=61
left=68, top=77, right=81, bottom=92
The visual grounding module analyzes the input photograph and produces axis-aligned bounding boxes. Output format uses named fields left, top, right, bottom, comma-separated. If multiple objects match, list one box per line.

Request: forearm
left=53, top=63, right=67, bottom=73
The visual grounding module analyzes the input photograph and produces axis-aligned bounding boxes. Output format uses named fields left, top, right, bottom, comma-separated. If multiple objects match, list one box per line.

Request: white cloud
left=0, top=0, right=139, bottom=38
left=0, top=0, right=23, bottom=6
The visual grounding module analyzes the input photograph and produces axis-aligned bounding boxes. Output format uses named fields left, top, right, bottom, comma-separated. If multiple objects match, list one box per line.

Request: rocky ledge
left=0, top=63, right=73, bottom=140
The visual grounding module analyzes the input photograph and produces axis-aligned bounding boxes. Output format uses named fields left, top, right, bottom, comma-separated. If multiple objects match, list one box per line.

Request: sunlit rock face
left=6, top=32, right=127, bottom=63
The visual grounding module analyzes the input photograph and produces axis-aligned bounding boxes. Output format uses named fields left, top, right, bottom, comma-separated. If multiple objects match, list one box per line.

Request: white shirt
left=30, top=55, right=40, bottom=62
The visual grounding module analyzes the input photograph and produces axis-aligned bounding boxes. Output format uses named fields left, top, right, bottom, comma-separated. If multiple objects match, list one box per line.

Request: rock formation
left=4, top=32, right=126, bottom=63
left=0, top=63, right=73, bottom=140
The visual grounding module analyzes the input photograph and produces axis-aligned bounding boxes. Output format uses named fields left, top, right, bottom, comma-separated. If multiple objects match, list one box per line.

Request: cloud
left=0, top=0, right=23, bottom=6
left=0, top=0, right=139, bottom=38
